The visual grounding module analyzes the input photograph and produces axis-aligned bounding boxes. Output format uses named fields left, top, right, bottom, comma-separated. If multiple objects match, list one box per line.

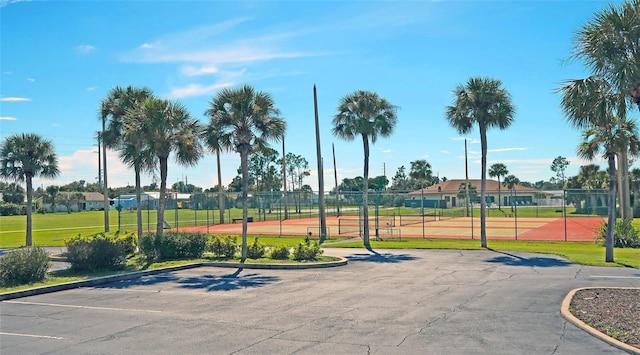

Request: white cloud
left=26, top=77, right=35, bottom=82
left=86, top=86, right=98, bottom=91
left=75, top=44, right=96, bottom=54
left=140, top=43, right=156, bottom=49
left=0, top=97, right=30, bottom=102
left=440, top=150, right=450, bottom=154
left=0, top=116, right=17, bottom=121
left=0, top=0, right=31, bottom=7
left=167, top=82, right=233, bottom=99
left=382, top=149, right=393, bottom=153
left=55, top=149, right=133, bottom=187
left=181, top=65, right=219, bottom=76
left=488, top=147, right=528, bottom=153
left=2, top=71, right=12, bottom=75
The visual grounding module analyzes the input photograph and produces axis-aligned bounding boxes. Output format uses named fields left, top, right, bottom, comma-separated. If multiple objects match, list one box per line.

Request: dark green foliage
left=65, top=233, right=128, bottom=271
left=0, top=202, right=23, bottom=216
left=246, top=237, right=266, bottom=259
left=0, top=247, right=50, bottom=286
left=207, top=235, right=238, bottom=258
left=113, top=231, right=138, bottom=256
left=293, top=239, right=323, bottom=261
left=141, top=232, right=207, bottom=261
left=595, top=219, right=640, bottom=248
left=269, top=246, right=290, bottom=260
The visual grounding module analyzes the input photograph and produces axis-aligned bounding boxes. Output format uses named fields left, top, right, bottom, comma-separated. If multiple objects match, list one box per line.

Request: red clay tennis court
left=179, top=215, right=605, bottom=242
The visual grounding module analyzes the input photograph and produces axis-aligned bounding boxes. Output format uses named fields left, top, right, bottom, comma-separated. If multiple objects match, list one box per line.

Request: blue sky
left=0, top=0, right=623, bottom=191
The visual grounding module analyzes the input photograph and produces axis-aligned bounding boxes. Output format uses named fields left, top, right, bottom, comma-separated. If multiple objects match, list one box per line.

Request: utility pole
left=282, top=137, right=289, bottom=219
left=332, top=143, right=340, bottom=216
left=313, top=85, right=327, bottom=243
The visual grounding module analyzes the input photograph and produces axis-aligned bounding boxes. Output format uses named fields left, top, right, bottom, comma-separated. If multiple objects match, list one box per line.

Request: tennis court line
left=0, top=332, right=64, bottom=340
left=4, top=300, right=163, bottom=313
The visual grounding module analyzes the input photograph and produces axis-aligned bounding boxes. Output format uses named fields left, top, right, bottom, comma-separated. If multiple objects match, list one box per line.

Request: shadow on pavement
left=485, top=249, right=572, bottom=267
left=177, top=269, right=280, bottom=291
left=95, top=273, right=182, bottom=289
left=346, top=251, right=417, bottom=263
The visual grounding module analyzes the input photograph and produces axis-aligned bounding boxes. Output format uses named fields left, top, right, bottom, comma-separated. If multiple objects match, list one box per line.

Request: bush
left=595, top=219, right=640, bottom=248
left=141, top=232, right=207, bottom=261
left=246, top=237, right=266, bottom=259
left=114, top=231, right=138, bottom=256
left=293, top=239, right=323, bottom=261
left=207, top=235, right=238, bottom=258
left=269, top=246, right=290, bottom=260
left=65, top=233, right=128, bottom=271
left=0, top=202, right=23, bottom=216
left=0, top=247, right=50, bottom=286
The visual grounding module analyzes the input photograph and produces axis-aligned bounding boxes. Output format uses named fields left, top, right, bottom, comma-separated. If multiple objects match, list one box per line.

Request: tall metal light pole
left=313, top=85, right=327, bottom=242
left=101, top=115, right=110, bottom=232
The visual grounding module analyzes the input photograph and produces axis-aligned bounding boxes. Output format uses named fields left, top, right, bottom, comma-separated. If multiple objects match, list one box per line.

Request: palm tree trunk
left=282, top=139, right=289, bottom=219
left=157, top=157, right=168, bottom=238
left=216, top=149, right=225, bottom=224
left=497, top=176, right=501, bottom=210
left=102, top=116, right=110, bottom=232
left=26, top=175, right=33, bottom=246
left=134, top=163, right=143, bottom=249
left=480, top=125, right=488, bottom=248
left=606, top=154, right=616, bottom=263
left=619, top=150, right=632, bottom=220
left=362, top=135, right=371, bottom=250
left=240, top=151, right=249, bottom=262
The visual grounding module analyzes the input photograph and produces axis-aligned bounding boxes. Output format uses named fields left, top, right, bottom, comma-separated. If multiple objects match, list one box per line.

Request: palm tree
left=488, top=163, right=509, bottom=210
left=409, top=159, right=432, bottom=216
left=332, top=90, right=398, bottom=250
left=575, top=116, right=640, bottom=262
left=502, top=174, right=520, bottom=209
left=558, top=77, right=639, bottom=220
left=138, top=98, right=204, bottom=239
left=0, top=133, right=60, bottom=246
left=205, top=85, right=286, bottom=261
left=201, top=125, right=226, bottom=225
left=103, top=86, right=155, bottom=244
left=630, top=168, right=640, bottom=215
left=445, top=77, right=516, bottom=248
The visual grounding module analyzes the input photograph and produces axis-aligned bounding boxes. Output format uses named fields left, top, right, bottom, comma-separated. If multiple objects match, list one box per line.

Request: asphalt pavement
left=1, top=248, right=639, bottom=354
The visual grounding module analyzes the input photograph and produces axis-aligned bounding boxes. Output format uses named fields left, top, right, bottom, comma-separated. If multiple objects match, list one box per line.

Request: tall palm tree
left=445, top=77, right=515, bottom=248
left=332, top=90, right=398, bottom=250
left=630, top=168, right=640, bottom=214
left=139, top=98, right=204, bottom=239
left=0, top=133, right=60, bottom=246
left=575, top=116, right=640, bottom=262
left=409, top=159, right=432, bottom=216
left=567, top=0, right=640, bottom=219
left=558, top=77, right=639, bottom=219
left=488, top=163, right=509, bottom=209
left=103, top=86, right=155, bottom=244
left=205, top=85, right=286, bottom=261
left=502, top=174, right=520, bottom=208
left=201, top=124, right=227, bottom=224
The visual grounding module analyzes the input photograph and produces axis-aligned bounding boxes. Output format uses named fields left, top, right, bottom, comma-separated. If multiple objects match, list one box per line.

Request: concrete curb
left=561, top=287, right=640, bottom=355
left=0, top=257, right=348, bottom=301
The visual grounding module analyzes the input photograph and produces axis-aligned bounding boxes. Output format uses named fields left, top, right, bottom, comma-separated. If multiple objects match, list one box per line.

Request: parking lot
left=1, top=248, right=639, bottom=354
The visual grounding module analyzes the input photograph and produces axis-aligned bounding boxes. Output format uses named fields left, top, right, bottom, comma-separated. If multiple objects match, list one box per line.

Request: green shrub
left=207, top=235, right=238, bottom=258
left=141, top=232, right=207, bottom=261
left=0, top=202, right=23, bottom=216
left=293, top=240, right=323, bottom=261
left=595, top=219, right=640, bottom=248
left=0, top=247, right=50, bottom=286
left=114, top=231, right=137, bottom=256
left=65, top=233, right=127, bottom=271
left=246, top=237, right=266, bottom=259
left=269, top=246, right=290, bottom=260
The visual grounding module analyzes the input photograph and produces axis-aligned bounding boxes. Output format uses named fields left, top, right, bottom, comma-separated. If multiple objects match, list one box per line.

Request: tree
left=201, top=124, right=227, bottom=224
left=45, top=185, right=60, bottom=213
left=390, top=165, right=409, bottom=191
left=368, top=175, right=389, bottom=191
left=284, top=153, right=310, bottom=213
left=0, top=133, right=60, bottom=246
left=409, top=159, right=432, bottom=215
left=55, top=192, right=85, bottom=213
left=550, top=156, right=570, bottom=188
left=332, top=90, right=398, bottom=250
left=565, top=1, right=640, bottom=221
left=104, top=86, right=155, bottom=244
left=488, top=163, right=509, bottom=210
left=2, top=182, right=25, bottom=204
left=138, top=98, right=204, bottom=240
left=457, top=182, right=478, bottom=203
left=445, top=77, right=516, bottom=248
left=630, top=168, right=640, bottom=215
left=502, top=174, right=520, bottom=208
left=205, top=85, right=286, bottom=261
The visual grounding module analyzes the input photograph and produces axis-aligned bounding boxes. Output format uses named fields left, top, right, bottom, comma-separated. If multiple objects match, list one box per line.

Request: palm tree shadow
left=486, top=249, right=571, bottom=267
left=94, top=273, right=182, bottom=289
left=177, top=268, right=279, bottom=291
left=346, top=250, right=417, bottom=263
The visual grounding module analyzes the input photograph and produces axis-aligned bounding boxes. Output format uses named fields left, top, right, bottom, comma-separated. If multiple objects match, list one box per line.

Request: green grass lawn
left=326, top=238, right=640, bottom=267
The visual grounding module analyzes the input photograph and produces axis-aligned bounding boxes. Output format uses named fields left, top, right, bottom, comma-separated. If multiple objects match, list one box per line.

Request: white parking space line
left=0, top=332, right=63, bottom=340
left=590, top=275, right=640, bottom=279
left=4, top=300, right=162, bottom=313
